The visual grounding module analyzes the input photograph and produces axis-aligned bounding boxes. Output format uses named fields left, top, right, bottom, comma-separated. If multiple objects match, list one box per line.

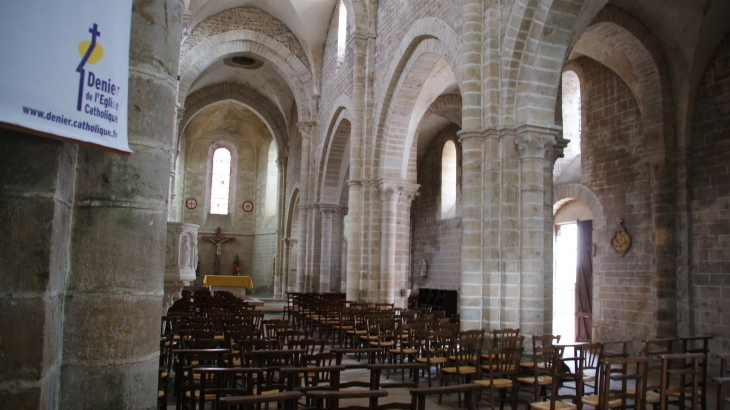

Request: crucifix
left=201, top=227, right=235, bottom=275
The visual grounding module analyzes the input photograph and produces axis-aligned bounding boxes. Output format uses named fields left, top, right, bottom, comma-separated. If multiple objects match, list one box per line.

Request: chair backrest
left=480, top=345, right=523, bottom=381
left=595, top=357, right=648, bottom=410
left=289, top=338, right=325, bottom=355
left=492, top=328, right=520, bottom=346
left=659, top=353, right=703, bottom=409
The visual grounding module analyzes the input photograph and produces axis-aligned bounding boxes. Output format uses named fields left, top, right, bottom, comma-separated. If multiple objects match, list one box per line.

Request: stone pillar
left=295, top=123, right=313, bottom=292
left=515, top=126, right=557, bottom=337
left=274, top=157, right=287, bottom=298
left=0, top=134, right=77, bottom=409
left=458, top=131, right=485, bottom=331
left=346, top=180, right=363, bottom=300
left=395, top=187, right=418, bottom=308
left=60, top=0, right=184, bottom=408
left=287, top=238, right=298, bottom=292
left=379, top=183, right=401, bottom=303
left=319, top=205, right=341, bottom=293
left=306, top=204, right=321, bottom=292
left=648, top=159, right=678, bottom=337
left=163, top=222, right=199, bottom=313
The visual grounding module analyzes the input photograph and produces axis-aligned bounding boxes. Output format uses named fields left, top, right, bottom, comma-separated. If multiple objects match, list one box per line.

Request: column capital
left=297, top=122, right=317, bottom=138
left=457, top=130, right=483, bottom=143
left=347, top=179, right=363, bottom=187
left=319, top=204, right=341, bottom=217
left=514, top=124, right=560, bottom=160
left=377, top=179, right=419, bottom=202
left=276, top=156, right=288, bottom=169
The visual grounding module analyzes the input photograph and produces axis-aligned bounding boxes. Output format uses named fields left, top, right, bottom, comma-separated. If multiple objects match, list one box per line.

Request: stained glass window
left=210, top=147, right=231, bottom=214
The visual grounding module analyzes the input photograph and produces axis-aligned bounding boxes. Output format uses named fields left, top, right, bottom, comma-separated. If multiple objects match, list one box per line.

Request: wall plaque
left=611, top=218, right=632, bottom=257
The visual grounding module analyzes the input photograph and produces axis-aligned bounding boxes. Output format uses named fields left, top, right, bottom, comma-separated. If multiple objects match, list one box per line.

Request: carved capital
left=347, top=179, right=363, bottom=187
left=319, top=204, right=341, bottom=218
left=551, top=136, right=570, bottom=165
left=276, top=156, right=288, bottom=170
left=297, top=122, right=317, bottom=139
left=378, top=179, right=419, bottom=203
left=514, top=125, right=559, bottom=160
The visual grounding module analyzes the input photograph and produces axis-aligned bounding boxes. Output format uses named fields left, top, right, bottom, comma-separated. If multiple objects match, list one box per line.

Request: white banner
left=0, top=1, right=132, bottom=153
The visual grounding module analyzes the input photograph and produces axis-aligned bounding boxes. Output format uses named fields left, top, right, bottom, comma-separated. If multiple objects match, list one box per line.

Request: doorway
left=553, top=200, right=593, bottom=343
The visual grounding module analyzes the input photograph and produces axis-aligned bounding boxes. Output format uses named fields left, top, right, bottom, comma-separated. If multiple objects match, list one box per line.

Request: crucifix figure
left=201, top=227, right=235, bottom=275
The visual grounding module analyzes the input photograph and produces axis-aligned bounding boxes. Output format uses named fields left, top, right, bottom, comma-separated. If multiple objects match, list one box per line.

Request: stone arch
left=178, top=30, right=316, bottom=122
left=180, top=83, right=289, bottom=159
left=181, top=7, right=310, bottom=71
left=286, top=187, right=300, bottom=240
left=341, top=0, right=369, bottom=36
left=571, top=6, right=675, bottom=159
left=372, top=18, right=462, bottom=180
left=317, top=96, right=353, bottom=205
left=553, top=183, right=605, bottom=230
left=502, top=0, right=582, bottom=127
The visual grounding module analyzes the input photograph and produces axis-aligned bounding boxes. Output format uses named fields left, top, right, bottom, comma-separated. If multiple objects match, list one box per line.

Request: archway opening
left=553, top=199, right=593, bottom=343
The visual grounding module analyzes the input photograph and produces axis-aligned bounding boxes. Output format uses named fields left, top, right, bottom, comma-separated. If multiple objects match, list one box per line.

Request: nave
left=160, top=291, right=721, bottom=410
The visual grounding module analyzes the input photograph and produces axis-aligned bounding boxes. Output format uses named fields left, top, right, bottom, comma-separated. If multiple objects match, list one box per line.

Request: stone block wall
left=576, top=57, right=655, bottom=344
left=410, top=125, right=462, bottom=292
left=181, top=7, right=310, bottom=71
left=689, top=33, right=730, bottom=352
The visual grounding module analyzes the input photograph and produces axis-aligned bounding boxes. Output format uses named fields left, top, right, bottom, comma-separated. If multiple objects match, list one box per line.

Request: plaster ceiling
left=183, top=101, right=273, bottom=157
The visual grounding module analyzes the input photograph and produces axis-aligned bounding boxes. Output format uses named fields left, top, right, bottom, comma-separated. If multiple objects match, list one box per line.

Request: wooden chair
left=714, top=353, right=730, bottom=410
left=172, top=348, right=230, bottom=410
left=193, top=367, right=261, bottom=410
left=218, top=391, right=302, bottom=410
left=441, top=330, right=484, bottom=405
left=529, top=345, right=577, bottom=410
left=474, top=345, right=522, bottom=409
left=370, top=362, right=426, bottom=409
left=306, top=390, right=388, bottom=410
left=520, top=334, right=561, bottom=373
left=582, top=356, right=648, bottom=410
left=389, top=322, right=428, bottom=378
left=575, top=343, right=603, bottom=404
left=643, top=338, right=679, bottom=407
left=659, top=353, right=703, bottom=409
left=681, top=336, right=712, bottom=410
left=410, top=384, right=479, bottom=410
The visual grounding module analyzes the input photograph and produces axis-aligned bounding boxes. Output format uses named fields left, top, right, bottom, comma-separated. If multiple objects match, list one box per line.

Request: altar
left=203, top=275, right=253, bottom=298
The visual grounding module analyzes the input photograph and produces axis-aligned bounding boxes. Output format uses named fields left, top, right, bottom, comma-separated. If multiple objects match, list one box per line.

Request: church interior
left=2, top=0, right=730, bottom=408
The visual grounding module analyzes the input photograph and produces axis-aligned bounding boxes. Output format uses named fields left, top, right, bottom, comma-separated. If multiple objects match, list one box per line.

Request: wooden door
left=575, top=220, right=593, bottom=342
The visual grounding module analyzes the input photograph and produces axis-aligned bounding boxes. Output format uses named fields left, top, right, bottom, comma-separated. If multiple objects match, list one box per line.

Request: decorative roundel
left=185, top=198, right=197, bottom=210
left=242, top=201, right=254, bottom=212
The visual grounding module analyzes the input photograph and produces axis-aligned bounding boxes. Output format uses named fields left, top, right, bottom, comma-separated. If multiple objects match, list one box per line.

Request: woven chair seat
left=442, top=366, right=477, bottom=375
left=474, top=378, right=512, bottom=388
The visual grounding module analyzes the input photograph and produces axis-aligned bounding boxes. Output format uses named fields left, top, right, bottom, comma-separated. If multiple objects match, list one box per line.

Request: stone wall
left=575, top=57, right=655, bottom=344
left=410, top=125, right=462, bottom=292
left=689, top=33, right=730, bottom=353
left=181, top=7, right=310, bottom=71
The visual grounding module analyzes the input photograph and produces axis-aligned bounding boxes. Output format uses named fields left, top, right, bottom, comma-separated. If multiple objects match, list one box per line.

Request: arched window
left=441, top=140, right=457, bottom=220
left=210, top=147, right=232, bottom=214
left=337, top=0, right=347, bottom=67
left=265, top=141, right=278, bottom=220
left=562, top=70, right=581, bottom=158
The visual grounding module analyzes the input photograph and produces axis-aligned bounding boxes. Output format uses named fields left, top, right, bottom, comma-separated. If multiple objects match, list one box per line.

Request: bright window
left=441, top=140, right=457, bottom=220
left=562, top=70, right=581, bottom=157
left=265, top=142, right=278, bottom=220
left=210, top=147, right=231, bottom=214
left=337, top=0, right=347, bottom=66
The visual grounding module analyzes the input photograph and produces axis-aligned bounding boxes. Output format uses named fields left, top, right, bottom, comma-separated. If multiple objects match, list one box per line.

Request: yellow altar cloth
left=203, top=275, right=253, bottom=290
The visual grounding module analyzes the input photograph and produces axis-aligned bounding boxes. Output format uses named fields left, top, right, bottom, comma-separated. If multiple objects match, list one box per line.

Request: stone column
left=346, top=180, right=363, bottom=300
left=163, top=223, right=199, bottom=313
left=514, top=126, right=557, bottom=337
left=395, top=186, right=418, bottom=308
left=295, top=123, right=313, bottom=292
left=287, top=238, right=298, bottom=292
left=458, top=131, right=485, bottom=331
left=0, top=134, right=77, bottom=409
left=274, top=157, right=287, bottom=298
left=379, top=183, right=400, bottom=303
left=60, top=0, right=184, bottom=408
left=306, top=204, right=321, bottom=292
left=319, top=205, right=341, bottom=293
